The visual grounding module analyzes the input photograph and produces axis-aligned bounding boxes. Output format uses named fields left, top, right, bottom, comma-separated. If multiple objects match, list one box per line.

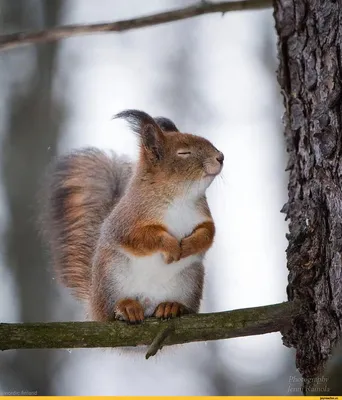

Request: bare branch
left=0, top=301, right=300, bottom=351
left=145, top=325, right=175, bottom=359
left=0, top=0, right=272, bottom=52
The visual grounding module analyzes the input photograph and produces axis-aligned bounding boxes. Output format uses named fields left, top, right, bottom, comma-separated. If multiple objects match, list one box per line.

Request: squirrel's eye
left=177, top=151, right=192, bottom=157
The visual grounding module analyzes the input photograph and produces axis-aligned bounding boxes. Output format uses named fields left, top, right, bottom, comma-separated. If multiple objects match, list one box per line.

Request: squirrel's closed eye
left=177, top=150, right=192, bottom=157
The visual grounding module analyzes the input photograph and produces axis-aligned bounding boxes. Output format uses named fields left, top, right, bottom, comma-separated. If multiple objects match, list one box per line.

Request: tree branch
left=0, top=0, right=272, bottom=52
left=145, top=325, right=175, bottom=359
left=0, top=301, right=300, bottom=351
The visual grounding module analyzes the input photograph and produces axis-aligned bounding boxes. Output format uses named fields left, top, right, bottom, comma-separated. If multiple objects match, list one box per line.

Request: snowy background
left=0, top=0, right=300, bottom=395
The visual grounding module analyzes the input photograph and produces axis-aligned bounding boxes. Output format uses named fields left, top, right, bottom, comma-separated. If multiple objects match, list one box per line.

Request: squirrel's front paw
left=180, top=235, right=202, bottom=259
left=154, top=302, right=189, bottom=319
left=161, top=234, right=181, bottom=264
left=163, top=251, right=181, bottom=264
left=180, top=237, right=195, bottom=259
left=114, top=298, right=145, bottom=324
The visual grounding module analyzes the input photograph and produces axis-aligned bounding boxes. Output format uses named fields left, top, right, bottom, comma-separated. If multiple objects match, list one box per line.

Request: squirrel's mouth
left=203, top=172, right=221, bottom=180
left=203, top=165, right=223, bottom=178
left=203, top=159, right=223, bottom=177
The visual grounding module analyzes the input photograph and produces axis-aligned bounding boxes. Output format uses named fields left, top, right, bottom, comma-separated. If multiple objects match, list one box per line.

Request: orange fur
left=121, top=224, right=181, bottom=263
left=154, top=302, right=189, bottom=319
left=180, top=221, right=215, bottom=259
left=114, top=299, right=145, bottom=323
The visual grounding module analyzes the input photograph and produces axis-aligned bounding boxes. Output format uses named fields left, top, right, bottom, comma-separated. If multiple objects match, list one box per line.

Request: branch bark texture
left=0, top=0, right=272, bottom=51
left=274, top=0, right=342, bottom=390
left=0, top=301, right=298, bottom=351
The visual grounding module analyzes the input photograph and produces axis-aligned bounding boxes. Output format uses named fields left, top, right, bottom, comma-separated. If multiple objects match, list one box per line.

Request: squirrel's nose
left=216, top=152, right=224, bottom=165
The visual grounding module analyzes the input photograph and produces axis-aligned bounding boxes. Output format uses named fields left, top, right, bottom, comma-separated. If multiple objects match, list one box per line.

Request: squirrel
left=41, top=110, right=224, bottom=323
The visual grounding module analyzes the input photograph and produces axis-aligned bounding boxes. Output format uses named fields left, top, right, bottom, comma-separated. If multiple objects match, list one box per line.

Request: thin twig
left=146, top=325, right=175, bottom=359
left=0, top=301, right=300, bottom=351
left=0, top=0, right=272, bottom=52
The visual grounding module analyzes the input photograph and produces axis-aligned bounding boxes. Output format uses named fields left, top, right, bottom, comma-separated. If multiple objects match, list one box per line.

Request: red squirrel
left=41, top=110, right=224, bottom=323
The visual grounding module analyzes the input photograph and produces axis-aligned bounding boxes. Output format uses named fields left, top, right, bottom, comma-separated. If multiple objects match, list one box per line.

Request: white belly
left=115, top=197, right=205, bottom=316
left=116, top=253, right=201, bottom=316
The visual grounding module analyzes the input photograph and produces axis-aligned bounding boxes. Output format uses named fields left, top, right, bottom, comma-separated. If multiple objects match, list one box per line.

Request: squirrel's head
left=115, top=109, right=223, bottom=196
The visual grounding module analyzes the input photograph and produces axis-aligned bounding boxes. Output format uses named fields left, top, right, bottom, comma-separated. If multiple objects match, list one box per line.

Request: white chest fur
left=115, top=197, right=206, bottom=316
left=164, top=196, right=204, bottom=240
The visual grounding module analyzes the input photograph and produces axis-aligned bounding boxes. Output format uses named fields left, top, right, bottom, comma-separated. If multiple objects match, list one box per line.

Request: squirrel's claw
left=162, top=246, right=181, bottom=264
left=163, top=253, right=180, bottom=264
left=153, top=302, right=189, bottom=320
left=114, top=298, right=145, bottom=324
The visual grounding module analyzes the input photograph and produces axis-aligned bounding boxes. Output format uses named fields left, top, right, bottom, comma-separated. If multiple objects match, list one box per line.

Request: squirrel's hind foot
left=153, top=302, right=189, bottom=320
left=114, top=298, right=145, bottom=324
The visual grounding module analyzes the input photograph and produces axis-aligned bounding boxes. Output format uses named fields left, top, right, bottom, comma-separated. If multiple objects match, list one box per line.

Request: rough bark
left=0, top=301, right=298, bottom=351
left=274, top=0, right=342, bottom=391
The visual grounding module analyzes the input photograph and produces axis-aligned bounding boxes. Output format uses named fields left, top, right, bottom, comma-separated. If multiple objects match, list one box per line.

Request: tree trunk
left=274, top=0, right=342, bottom=392
left=1, top=0, right=63, bottom=394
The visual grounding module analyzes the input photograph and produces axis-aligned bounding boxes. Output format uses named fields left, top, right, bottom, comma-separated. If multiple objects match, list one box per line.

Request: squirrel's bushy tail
left=40, top=148, right=132, bottom=300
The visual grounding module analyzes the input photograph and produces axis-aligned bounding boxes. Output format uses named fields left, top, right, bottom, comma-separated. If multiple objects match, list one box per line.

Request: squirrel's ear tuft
left=114, top=109, right=165, bottom=162
left=114, top=109, right=156, bottom=135
left=154, top=117, right=179, bottom=132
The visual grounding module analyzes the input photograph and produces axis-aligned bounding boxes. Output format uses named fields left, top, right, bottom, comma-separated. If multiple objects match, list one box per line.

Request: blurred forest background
left=0, top=0, right=303, bottom=395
